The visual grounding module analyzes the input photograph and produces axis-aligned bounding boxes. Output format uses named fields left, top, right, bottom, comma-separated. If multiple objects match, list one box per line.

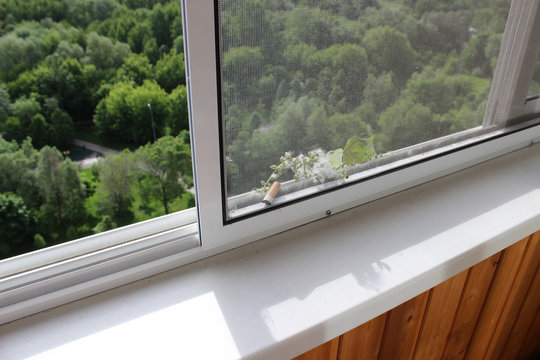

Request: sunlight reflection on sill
left=27, top=292, right=240, bottom=360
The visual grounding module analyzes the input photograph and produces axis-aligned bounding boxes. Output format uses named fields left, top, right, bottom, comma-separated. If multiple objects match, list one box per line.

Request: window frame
left=1, top=0, right=540, bottom=326
left=190, top=0, right=540, bottom=250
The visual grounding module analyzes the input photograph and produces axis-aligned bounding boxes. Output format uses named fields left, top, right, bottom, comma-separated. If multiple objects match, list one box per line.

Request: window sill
left=1, top=143, right=539, bottom=360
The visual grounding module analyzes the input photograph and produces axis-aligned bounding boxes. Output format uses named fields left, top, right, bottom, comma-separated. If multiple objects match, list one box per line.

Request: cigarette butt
left=262, top=181, right=280, bottom=205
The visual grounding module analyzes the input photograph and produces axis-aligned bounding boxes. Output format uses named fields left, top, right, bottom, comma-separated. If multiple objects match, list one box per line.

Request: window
left=188, top=0, right=540, bottom=247
left=1, top=0, right=540, bottom=325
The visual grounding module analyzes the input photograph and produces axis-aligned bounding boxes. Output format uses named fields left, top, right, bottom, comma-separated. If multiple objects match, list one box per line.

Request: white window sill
left=1, top=143, right=539, bottom=360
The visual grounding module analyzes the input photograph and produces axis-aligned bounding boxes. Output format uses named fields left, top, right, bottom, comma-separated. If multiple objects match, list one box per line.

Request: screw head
left=326, top=210, right=332, bottom=216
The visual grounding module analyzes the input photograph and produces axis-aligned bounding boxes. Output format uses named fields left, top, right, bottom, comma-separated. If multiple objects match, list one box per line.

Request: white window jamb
left=484, top=0, right=540, bottom=125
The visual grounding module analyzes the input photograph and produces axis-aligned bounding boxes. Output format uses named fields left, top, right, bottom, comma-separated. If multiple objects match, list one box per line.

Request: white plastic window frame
left=1, top=0, right=540, bottom=326
left=189, top=0, right=540, bottom=248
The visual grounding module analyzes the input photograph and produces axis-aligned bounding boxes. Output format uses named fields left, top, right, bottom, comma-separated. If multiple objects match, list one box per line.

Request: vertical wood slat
left=293, top=338, right=340, bottom=360
left=442, top=253, right=501, bottom=360
left=412, top=270, right=468, bottom=360
left=377, top=290, right=430, bottom=360
left=482, top=232, right=540, bottom=360
left=464, top=236, right=532, bottom=360
left=295, top=231, right=540, bottom=360
left=518, top=305, right=540, bottom=359
left=499, top=252, right=540, bottom=360
left=338, top=313, right=387, bottom=360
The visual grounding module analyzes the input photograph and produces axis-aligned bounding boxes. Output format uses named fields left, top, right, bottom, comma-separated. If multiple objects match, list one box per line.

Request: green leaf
left=342, top=136, right=376, bottom=166
left=327, top=148, right=343, bottom=169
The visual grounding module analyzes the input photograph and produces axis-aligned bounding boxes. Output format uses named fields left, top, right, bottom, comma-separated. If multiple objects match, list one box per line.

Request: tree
left=66, top=0, right=119, bottom=28
left=222, top=46, right=264, bottom=103
left=49, top=108, right=74, bottom=149
left=155, top=51, right=185, bottom=93
left=37, top=146, right=86, bottom=237
left=0, top=84, right=12, bottom=124
left=95, top=151, right=137, bottom=223
left=318, top=43, right=369, bottom=111
left=117, top=53, right=153, bottom=85
left=83, top=32, right=131, bottom=70
left=363, top=26, right=416, bottom=84
left=0, top=137, right=40, bottom=207
left=362, top=72, right=398, bottom=113
left=0, top=31, right=43, bottom=80
left=402, top=67, right=474, bottom=115
left=285, top=6, right=336, bottom=49
left=136, top=135, right=191, bottom=214
left=377, top=99, right=449, bottom=152
left=0, top=193, right=39, bottom=259
left=168, top=85, right=189, bottom=135
left=94, top=80, right=170, bottom=145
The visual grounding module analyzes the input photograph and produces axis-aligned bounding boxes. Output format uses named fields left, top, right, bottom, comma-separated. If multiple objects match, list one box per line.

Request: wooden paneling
left=339, top=313, right=386, bottom=360
left=442, top=253, right=500, bottom=360
left=413, top=270, right=468, bottom=359
left=293, top=230, right=540, bottom=360
left=377, top=290, right=430, bottom=360
left=294, top=338, right=340, bottom=360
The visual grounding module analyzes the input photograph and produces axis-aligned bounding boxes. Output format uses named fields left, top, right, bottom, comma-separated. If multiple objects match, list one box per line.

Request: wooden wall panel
left=377, top=290, right=430, bottom=360
left=499, top=251, right=540, bottom=360
left=294, top=338, right=340, bottom=360
left=294, top=230, right=540, bottom=360
left=442, top=253, right=500, bottom=360
left=339, top=313, right=386, bottom=360
left=517, top=305, right=540, bottom=359
left=413, top=270, right=468, bottom=359
left=464, top=236, right=532, bottom=359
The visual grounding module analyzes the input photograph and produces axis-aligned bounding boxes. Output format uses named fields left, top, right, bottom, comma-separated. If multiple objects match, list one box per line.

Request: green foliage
left=49, top=108, right=74, bottom=149
left=363, top=26, right=415, bottom=83
left=0, top=83, right=12, bottom=123
left=342, top=136, right=376, bottom=165
left=0, top=0, right=513, bottom=256
left=259, top=135, right=377, bottom=192
left=0, top=136, right=40, bottom=207
left=155, top=51, right=185, bottom=93
left=222, top=46, right=264, bottom=103
left=37, top=146, right=86, bottom=236
left=93, top=215, right=116, bottom=233
left=94, top=150, right=137, bottom=223
left=93, top=80, right=170, bottom=144
left=117, top=53, right=153, bottom=85
left=136, top=135, right=192, bottom=214
left=33, top=233, right=47, bottom=249
left=168, top=85, right=189, bottom=135
left=377, top=98, right=449, bottom=152
left=0, top=192, right=39, bottom=258
left=83, top=32, right=131, bottom=70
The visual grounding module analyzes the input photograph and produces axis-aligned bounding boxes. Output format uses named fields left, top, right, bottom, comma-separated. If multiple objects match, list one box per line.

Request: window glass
left=528, top=52, right=540, bottom=99
left=218, top=0, right=512, bottom=220
left=0, top=0, right=193, bottom=260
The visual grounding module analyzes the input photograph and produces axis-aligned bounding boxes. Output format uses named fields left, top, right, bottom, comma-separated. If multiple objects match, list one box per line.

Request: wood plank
left=339, top=313, right=387, bottom=360
left=464, top=235, right=532, bottom=360
left=442, top=252, right=501, bottom=360
left=499, top=255, right=540, bottom=360
left=412, top=270, right=468, bottom=359
left=517, top=305, right=540, bottom=359
left=293, top=337, right=340, bottom=360
left=378, top=290, right=430, bottom=360
left=482, top=232, right=540, bottom=359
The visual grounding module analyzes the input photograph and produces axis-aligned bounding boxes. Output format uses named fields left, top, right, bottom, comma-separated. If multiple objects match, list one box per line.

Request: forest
left=0, top=0, right=530, bottom=258
left=0, top=0, right=192, bottom=258
left=219, top=0, right=517, bottom=197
